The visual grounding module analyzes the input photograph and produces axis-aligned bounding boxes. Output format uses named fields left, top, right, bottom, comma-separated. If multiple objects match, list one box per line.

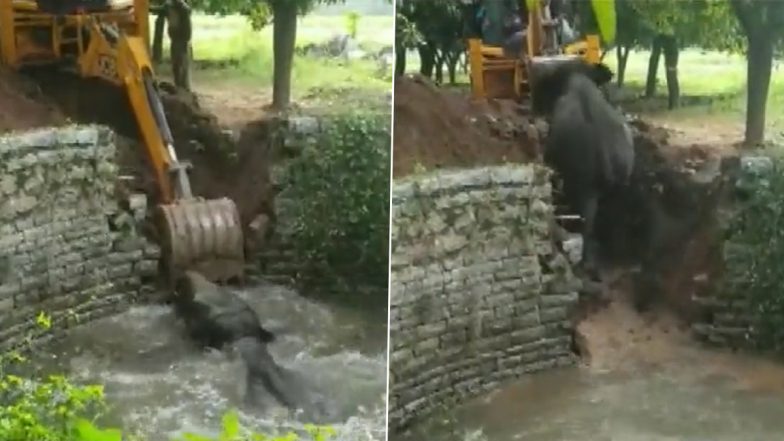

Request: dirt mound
left=393, top=75, right=537, bottom=177
left=19, top=69, right=273, bottom=234
left=0, top=68, right=64, bottom=131
left=576, top=267, right=784, bottom=394
left=157, top=85, right=274, bottom=230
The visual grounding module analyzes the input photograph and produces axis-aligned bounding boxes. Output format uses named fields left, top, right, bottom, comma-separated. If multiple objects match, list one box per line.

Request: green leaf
left=220, top=409, right=240, bottom=440
left=177, top=433, right=214, bottom=441
left=591, top=0, right=617, bottom=44
left=73, top=419, right=123, bottom=441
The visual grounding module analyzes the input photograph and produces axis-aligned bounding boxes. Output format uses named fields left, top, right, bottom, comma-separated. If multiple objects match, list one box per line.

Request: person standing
left=167, top=0, right=192, bottom=91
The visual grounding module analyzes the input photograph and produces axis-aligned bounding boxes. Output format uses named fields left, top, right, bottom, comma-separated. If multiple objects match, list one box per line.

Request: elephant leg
left=580, top=192, right=601, bottom=282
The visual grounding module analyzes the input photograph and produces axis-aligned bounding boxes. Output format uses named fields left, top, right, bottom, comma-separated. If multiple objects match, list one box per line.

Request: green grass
left=603, top=47, right=784, bottom=136
left=157, top=13, right=393, bottom=107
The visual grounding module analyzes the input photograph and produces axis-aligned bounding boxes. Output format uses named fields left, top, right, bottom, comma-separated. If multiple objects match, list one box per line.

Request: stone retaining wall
left=388, top=165, right=580, bottom=431
left=0, top=126, right=159, bottom=351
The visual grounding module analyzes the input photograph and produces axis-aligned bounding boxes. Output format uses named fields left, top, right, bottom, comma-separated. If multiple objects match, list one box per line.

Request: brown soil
left=577, top=268, right=784, bottom=394
left=392, top=75, right=538, bottom=177
left=0, top=67, right=273, bottom=237
left=0, top=67, right=65, bottom=131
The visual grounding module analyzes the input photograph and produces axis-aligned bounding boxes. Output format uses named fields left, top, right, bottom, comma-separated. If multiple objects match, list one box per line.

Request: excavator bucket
left=156, top=197, right=245, bottom=283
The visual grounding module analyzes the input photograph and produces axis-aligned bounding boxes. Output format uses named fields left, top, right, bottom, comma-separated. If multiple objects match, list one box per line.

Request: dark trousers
left=36, top=0, right=111, bottom=14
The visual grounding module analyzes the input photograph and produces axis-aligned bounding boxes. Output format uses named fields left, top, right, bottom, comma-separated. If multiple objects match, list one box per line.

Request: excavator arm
left=74, top=16, right=244, bottom=282
left=78, top=18, right=185, bottom=202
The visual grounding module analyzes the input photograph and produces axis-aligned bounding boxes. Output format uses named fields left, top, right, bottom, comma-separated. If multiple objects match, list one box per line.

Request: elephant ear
left=592, top=63, right=614, bottom=86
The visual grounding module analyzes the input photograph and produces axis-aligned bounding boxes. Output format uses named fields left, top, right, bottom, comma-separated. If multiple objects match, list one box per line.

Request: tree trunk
left=152, top=10, right=166, bottom=64
left=418, top=45, right=435, bottom=78
left=272, top=2, right=298, bottom=109
left=744, top=33, right=773, bottom=146
left=662, top=35, right=679, bottom=109
left=616, top=44, right=630, bottom=88
left=645, top=35, right=663, bottom=98
left=395, top=47, right=406, bottom=76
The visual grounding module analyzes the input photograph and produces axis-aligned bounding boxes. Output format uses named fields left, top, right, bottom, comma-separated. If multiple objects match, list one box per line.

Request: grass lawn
left=603, top=48, right=784, bottom=136
left=157, top=13, right=394, bottom=109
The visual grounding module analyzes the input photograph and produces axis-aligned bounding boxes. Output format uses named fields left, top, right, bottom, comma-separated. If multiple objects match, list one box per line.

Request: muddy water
left=401, top=363, right=784, bottom=441
left=33, top=278, right=387, bottom=441
left=399, top=288, right=784, bottom=441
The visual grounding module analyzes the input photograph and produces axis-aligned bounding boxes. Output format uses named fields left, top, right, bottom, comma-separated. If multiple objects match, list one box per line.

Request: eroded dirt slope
left=0, top=68, right=65, bottom=131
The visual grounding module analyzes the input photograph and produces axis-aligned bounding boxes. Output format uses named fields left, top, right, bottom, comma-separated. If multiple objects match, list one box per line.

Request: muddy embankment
left=393, top=74, right=540, bottom=177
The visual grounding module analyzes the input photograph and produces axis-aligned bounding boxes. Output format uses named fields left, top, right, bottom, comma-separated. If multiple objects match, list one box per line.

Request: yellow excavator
left=0, top=0, right=245, bottom=283
left=467, top=0, right=603, bottom=100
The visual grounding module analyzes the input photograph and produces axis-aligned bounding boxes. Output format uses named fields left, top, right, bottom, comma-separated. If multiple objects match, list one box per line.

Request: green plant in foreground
left=174, top=410, right=336, bottom=441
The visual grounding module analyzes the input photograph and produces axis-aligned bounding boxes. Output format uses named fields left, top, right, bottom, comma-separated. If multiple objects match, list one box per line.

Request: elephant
left=530, top=59, right=614, bottom=115
left=172, top=270, right=275, bottom=350
left=172, top=272, right=334, bottom=421
left=233, top=337, right=336, bottom=424
left=530, top=60, right=634, bottom=281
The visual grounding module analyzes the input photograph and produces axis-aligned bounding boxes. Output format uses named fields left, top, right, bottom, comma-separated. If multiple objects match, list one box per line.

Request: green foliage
left=247, top=4, right=274, bottom=30
left=590, top=0, right=616, bottom=45
left=345, top=11, right=360, bottom=38
left=396, top=0, right=464, bottom=80
left=394, top=10, right=422, bottom=49
left=618, top=0, right=742, bottom=51
left=283, top=113, right=390, bottom=288
left=0, top=318, right=113, bottom=441
left=723, top=157, right=784, bottom=351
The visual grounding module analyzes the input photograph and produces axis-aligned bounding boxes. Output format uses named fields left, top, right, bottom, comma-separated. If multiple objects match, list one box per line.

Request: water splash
left=35, top=279, right=387, bottom=441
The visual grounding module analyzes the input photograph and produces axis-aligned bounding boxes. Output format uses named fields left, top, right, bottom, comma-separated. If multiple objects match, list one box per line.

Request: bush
left=0, top=313, right=336, bottom=441
left=723, top=156, right=784, bottom=351
left=282, top=112, right=391, bottom=289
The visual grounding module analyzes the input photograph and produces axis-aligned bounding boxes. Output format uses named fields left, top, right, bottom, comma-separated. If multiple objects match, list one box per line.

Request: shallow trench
left=29, top=278, right=387, bottom=441
left=394, top=126, right=784, bottom=440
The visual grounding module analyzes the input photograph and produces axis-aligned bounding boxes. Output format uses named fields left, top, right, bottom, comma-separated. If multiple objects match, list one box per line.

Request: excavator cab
left=0, top=0, right=246, bottom=283
left=466, top=0, right=603, bottom=100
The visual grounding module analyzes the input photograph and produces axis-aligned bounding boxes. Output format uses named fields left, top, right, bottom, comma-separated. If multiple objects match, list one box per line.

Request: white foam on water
left=35, top=282, right=387, bottom=441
